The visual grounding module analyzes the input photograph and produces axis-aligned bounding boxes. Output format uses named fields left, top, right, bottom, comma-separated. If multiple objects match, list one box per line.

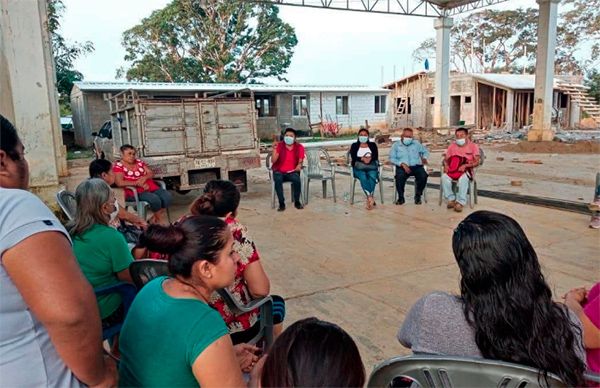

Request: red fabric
left=584, top=282, right=600, bottom=374
left=209, top=216, right=261, bottom=333
left=113, top=159, right=159, bottom=197
left=446, top=155, right=469, bottom=180
left=445, top=141, right=480, bottom=180
left=272, top=142, right=305, bottom=173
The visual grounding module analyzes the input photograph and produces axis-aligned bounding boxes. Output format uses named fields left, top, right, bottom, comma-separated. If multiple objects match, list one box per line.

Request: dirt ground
left=64, top=149, right=600, bottom=373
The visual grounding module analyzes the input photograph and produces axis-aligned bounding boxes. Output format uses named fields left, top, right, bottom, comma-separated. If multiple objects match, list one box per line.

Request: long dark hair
left=190, top=180, right=240, bottom=218
left=452, top=211, right=585, bottom=386
left=261, top=317, right=365, bottom=387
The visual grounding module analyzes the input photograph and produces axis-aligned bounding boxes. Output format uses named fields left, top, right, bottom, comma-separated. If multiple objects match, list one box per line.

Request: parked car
left=91, top=120, right=113, bottom=160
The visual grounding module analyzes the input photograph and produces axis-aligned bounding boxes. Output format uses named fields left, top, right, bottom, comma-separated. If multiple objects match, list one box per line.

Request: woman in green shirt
left=69, top=178, right=134, bottom=323
left=118, top=216, right=247, bottom=387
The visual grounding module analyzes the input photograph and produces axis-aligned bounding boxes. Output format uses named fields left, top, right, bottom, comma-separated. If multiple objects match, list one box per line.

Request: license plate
left=194, top=157, right=216, bottom=169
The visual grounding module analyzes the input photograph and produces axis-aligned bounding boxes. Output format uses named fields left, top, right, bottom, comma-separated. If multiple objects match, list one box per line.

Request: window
left=559, top=94, right=569, bottom=109
left=336, top=96, right=349, bottom=115
left=464, top=96, right=472, bottom=104
left=292, top=95, right=308, bottom=116
left=255, top=96, right=274, bottom=117
left=396, top=97, right=412, bottom=114
left=430, top=97, right=435, bottom=104
left=374, top=95, right=387, bottom=114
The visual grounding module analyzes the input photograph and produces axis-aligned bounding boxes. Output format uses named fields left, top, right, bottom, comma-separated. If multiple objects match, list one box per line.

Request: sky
left=60, top=0, right=539, bottom=87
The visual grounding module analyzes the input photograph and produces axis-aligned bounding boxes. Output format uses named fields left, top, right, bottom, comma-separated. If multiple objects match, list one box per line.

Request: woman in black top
left=349, top=128, right=379, bottom=210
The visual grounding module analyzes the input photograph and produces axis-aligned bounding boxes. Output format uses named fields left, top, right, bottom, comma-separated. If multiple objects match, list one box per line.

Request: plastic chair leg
left=379, top=179, right=384, bottom=204
left=331, top=178, right=337, bottom=203
left=322, top=180, right=327, bottom=199
left=474, top=180, right=478, bottom=205
left=271, top=182, right=276, bottom=209
left=305, top=179, right=310, bottom=204
left=350, top=179, right=356, bottom=205
left=393, top=177, right=397, bottom=203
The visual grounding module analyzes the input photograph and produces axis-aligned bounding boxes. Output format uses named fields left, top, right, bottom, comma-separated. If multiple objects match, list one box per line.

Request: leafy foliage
left=47, top=0, right=94, bottom=114
left=585, top=69, right=600, bottom=104
left=413, top=3, right=599, bottom=75
left=118, top=0, right=297, bottom=83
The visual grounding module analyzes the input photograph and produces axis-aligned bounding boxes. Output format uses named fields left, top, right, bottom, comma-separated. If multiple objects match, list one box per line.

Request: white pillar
left=528, top=0, right=559, bottom=142
left=433, top=17, right=453, bottom=129
left=0, top=0, right=67, bottom=201
left=568, top=99, right=580, bottom=128
left=506, top=89, right=515, bottom=131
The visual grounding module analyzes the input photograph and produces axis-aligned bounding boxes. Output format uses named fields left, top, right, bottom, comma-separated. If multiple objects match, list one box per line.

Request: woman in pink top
left=441, top=127, right=481, bottom=213
left=564, top=282, right=600, bottom=375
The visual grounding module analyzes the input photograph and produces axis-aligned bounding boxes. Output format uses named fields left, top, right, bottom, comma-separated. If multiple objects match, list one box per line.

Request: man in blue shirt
left=389, top=128, right=430, bottom=205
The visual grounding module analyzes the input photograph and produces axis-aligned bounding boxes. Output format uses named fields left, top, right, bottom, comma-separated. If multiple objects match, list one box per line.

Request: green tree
left=585, top=69, right=600, bottom=104
left=412, top=3, right=599, bottom=75
left=118, top=0, right=297, bottom=83
left=47, top=0, right=94, bottom=115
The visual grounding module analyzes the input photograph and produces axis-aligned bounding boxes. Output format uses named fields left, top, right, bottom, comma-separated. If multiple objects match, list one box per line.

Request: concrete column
left=506, top=89, right=515, bottom=131
left=433, top=17, right=453, bottom=128
left=569, top=99, right=580, bottom=129
left=528, top=0, right=559, bottom=141
left=0, top=0, right=67, bottom=202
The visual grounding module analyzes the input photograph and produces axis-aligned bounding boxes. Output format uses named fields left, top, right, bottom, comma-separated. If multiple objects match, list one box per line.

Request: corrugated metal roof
left=73, top=81, right=389, bottom=93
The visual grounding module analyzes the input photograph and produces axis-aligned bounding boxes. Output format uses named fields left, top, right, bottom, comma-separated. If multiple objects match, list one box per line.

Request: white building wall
left=309, top=92, right=389, bottom=134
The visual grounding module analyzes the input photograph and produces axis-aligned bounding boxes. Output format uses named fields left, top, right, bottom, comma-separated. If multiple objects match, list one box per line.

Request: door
left=450, top=96, right=461, bottom=125
left=217, top=101, right=255, bottom=151
left=141, top=103, right=186, bottom=156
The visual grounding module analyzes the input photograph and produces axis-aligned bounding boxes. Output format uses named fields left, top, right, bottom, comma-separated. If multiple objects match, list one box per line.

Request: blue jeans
left=354, top=169, right=379, bottom=196
left=138, top=189, right=172, bottom=212
left=441, top=173, right=469, bottom=205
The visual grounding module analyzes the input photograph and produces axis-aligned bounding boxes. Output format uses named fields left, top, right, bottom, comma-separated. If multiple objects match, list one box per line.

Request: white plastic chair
left=438, top=148, right=485, bottom=209
left=347, top=151, right=384, bottom=205
left=303, top=147, right=336, bottom=204
left=266, top=152, right=304, bottom=209
left=392, top=165, right=428, bottom=204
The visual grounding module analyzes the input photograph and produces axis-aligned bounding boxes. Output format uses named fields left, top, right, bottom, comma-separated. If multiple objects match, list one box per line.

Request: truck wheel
left=176, top=190, right=191, bottom=195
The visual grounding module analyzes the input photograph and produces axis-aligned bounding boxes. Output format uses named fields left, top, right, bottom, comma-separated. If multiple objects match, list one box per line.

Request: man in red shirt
left=271, top=128, right=305, bottom=211
left=441, top=127, right=480, bottom=212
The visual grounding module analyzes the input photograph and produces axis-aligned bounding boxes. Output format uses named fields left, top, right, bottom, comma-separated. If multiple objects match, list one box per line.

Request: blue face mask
left=358, top=136, right=368, bottom=143
left=402, top=138, right=413, bottom=146
left=284, top=136, right=294, bottom=145
left=456, top=138, right=466, bottom=146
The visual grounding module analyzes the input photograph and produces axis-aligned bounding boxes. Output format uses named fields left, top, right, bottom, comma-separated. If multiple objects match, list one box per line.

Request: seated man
left=441, top=127, right=480, bottom=212
left=89, top=159, right=146, bottom=229
left=389, top=128, right=429, bottom=205
left=271, top=127, right=305, bottom=211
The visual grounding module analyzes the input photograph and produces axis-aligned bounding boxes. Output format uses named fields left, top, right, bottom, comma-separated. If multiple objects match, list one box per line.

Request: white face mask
left=456, top=138, right=466, bottom=146
left=109, top=201, right=119, bottom=223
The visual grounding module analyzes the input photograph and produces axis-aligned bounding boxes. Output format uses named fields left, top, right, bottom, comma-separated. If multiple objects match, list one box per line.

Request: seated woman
left=260, top=317, right=365, bottom=387
left=112, top=144, right=172, bottom=224
left=349, top=128, right=379, bottom=210
left=118, top=216, right=249, bottom=386
left=68, top=178, right=134, bottom=327
left=564, top=282, right=600, bottom=374
left=398, top=210, right=586, bottom=387
left=187, top=180, right=286, bottom=343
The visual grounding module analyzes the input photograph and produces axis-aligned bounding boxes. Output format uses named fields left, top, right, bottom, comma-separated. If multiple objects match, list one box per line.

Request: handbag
left=117, top=222, right=143, bottom=244
left=354, top=161, right=378, bottom=171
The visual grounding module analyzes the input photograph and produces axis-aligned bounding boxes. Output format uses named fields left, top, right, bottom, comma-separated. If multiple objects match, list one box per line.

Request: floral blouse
left=209, top=216, right=261, bottom=333
left=113, top=159, right=159, bottom=197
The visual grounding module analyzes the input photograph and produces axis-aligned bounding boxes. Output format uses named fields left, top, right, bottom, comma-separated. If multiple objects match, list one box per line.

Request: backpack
left=446, top=155, right=471, bottom=180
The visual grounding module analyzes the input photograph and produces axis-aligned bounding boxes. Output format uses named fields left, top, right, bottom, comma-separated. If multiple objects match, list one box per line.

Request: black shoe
left=414, top=196, right=422, bottom=205
left=277, top=204, right=286, bottom=212
left=294, top=202, right=304, bottom=209
left=395, top=198, right=405, bottom=205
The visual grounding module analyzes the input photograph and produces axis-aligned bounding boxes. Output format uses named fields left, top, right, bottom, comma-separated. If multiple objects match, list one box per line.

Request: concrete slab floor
left=63, top=158, right=600, bottom=374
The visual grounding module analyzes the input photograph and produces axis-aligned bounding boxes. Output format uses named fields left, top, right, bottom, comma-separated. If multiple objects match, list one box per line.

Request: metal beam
left=251, top=0, right=510, bottom=17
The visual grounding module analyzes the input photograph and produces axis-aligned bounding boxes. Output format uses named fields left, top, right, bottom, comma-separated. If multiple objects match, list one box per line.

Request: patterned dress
left=209, top=216, right=261, bottom=333
left=113, top=159, right=159, bottom=199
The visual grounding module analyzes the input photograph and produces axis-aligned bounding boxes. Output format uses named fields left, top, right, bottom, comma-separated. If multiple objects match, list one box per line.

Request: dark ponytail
left=190, top=180, right=240, bottom=218
left=137, top=224, right=186, bottom=255
left=167, top=216, right=229, bottom=278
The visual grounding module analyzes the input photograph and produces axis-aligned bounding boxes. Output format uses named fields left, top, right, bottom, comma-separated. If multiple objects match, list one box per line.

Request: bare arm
left=192, top=335, right=246, bottom=387
left=243, top=261, right=270, bottom=298
left=565, top=290, right=600, bottom=349
left=3, top=232, right=115, bottom=386
left=117, top=207, right=147, bottom=228
left=117, top=268, right=133, bottom=284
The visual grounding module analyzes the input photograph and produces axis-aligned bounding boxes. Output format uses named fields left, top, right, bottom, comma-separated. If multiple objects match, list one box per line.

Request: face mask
left=456, top=138, right=466, bottom=146
left=284, top=136, right=294, bottom=145
left=402, top=138, right=413, bottom=146
left=358, top=136, right=368, bottom=143
left=109, top=201, right=119, bottom=223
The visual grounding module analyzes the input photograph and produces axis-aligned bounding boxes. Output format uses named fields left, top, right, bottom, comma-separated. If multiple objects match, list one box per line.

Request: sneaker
left=590, top=215, right=600, bottom=229
left=454, top=203, right=464, bottom=212
left=277, top=204, right=286, bottom=212
left=414, top=196, right=422, bottom=205
left=588, top=199, right=600, bottom=212
left=447, top=200, right=456, bottom=209
left=294, top=202, right=304, bottom=210
left=395, top=198, right=405, bottom=205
